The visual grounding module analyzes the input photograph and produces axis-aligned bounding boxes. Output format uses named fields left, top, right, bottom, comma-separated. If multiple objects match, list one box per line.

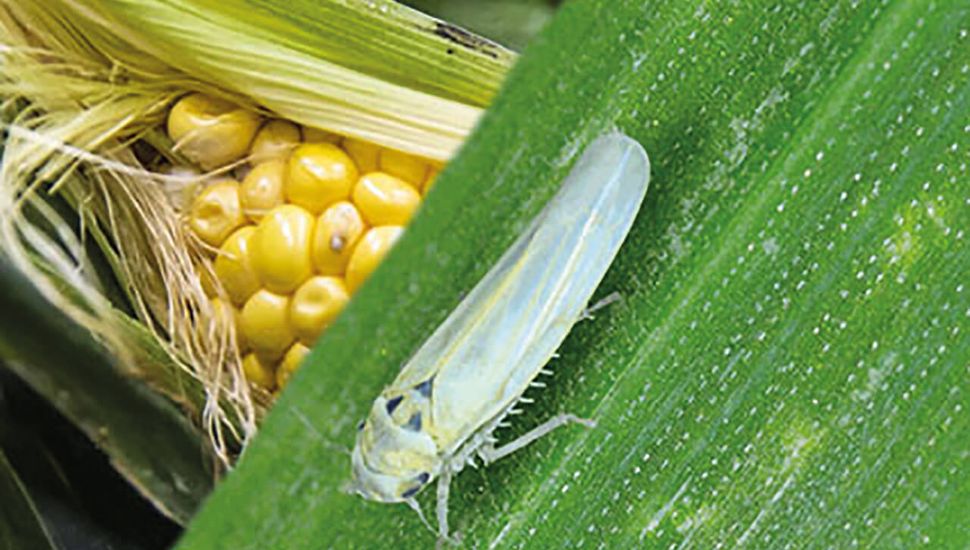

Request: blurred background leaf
left=401, top=0, right=558, bottom=50
left=179, top=0, right=969, bottom=548
left=0, top=368, right=180, bottom=549
left=0, top=446, right=54, bottom=550
left=0, top=256, right=215, bottom=526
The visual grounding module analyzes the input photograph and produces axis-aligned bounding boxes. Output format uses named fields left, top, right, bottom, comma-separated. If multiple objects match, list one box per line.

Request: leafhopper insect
left=350, top=131, right=650, bottom=542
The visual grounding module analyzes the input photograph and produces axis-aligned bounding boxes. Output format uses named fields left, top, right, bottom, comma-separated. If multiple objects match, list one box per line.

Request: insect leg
left=435, top=465, right=455, bottom=547
left=478, top=413, right=596, bottom=464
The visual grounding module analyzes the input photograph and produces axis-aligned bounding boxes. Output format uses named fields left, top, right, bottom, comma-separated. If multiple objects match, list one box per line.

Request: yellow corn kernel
left=167, top=93, right=261, bottom=170
left=311, top=201, right=367, bottom=275
left=286, top=143, right=358, bottom=214
left=250, top=205, right=314, bottom=294
left=242, top=353, right=276, bottom=391
left=276, top=342, right=310, bottom=390
left=188, top=180, right=246, bottom=247
left=341, top=137, right=380, bottom=173
left=353, top=172, right=421, bottom=226
left=423, top=166, right=439, bottom=194
left=232, top=304, right=249, bottom=353
left=249, top=120, right=301, bottom=163
left=240, top=160, right=285, bottom=221
left=302, top=126, right=341, bottom=144
left=213, top=226, right=260, bottom=306
left=240, top=289, right=294, bottom=360
left=379, top=148, right=428, bottom=185
left=345, top=225, right=403, bottom=292
left=290, top=276, right=350, bottom=345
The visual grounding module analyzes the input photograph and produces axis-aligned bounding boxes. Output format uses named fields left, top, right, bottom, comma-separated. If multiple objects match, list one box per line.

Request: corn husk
left=0, top=0, right=513, bottom=488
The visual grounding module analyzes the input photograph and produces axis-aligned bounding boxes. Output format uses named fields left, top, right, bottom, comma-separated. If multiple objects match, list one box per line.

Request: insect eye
left=405, top=412, right=422, bottom=432
left=413, top=377, right=434, bottom=398
left=401, top=485, right=421, bottom=499
left=356, top=420, right=365, bottom=431
left=385, top=395, right=404, bottom=415
left=416, top=472, right=430, bottom=484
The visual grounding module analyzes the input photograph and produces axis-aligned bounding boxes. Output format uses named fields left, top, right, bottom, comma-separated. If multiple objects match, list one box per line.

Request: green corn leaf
left=146, top=0, right=970, bottom=547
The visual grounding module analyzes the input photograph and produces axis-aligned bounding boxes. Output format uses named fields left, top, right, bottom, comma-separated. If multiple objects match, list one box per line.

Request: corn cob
left=171, top=93, right=437, bottom=393
left=0, top=1, right=513, bottom=505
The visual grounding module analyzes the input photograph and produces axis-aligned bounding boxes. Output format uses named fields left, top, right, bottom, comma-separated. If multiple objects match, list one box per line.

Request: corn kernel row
left=171, top=93, right=438, bottom=393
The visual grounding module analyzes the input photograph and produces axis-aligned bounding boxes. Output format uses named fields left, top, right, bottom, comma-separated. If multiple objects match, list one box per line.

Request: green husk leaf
left=178, top=0, right=969, bottom=547
left=3, top=0, right=513, bottom=161
left=193, top=0, right=515, bottom=107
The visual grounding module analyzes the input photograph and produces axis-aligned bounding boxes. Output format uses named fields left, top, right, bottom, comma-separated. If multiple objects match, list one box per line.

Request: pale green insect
left=350, top=131, right=650, bottom=542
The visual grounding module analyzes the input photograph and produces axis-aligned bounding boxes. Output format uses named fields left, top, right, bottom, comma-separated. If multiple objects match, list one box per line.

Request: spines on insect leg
left=477, top=413, right=597, bottom=465
left=529, top=381, right=547, bottom=389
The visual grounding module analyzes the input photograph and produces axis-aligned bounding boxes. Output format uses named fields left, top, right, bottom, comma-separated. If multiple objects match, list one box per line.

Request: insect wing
left=391, top=132, right=650, bottom=453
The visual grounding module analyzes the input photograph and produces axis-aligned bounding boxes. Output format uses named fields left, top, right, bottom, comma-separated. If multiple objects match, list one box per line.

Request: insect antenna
left=290, top=407, right=351, bottom=456
left=404, top=497, right=438, bottom=537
